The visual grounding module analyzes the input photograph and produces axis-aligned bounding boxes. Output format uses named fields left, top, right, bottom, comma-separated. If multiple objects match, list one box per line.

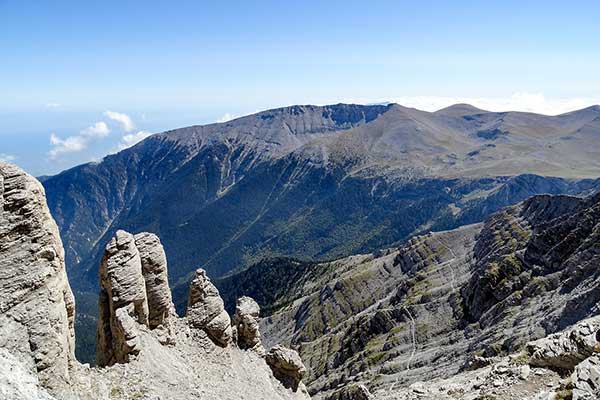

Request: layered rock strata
left=96, top=230, right=176, bottom=366
left=186, top=268, right=233, bottom=346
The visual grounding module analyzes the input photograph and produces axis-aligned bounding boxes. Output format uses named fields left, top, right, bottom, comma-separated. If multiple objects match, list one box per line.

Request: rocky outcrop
left=186, top=268, right=233, bottom=346
left=527, top=316, right=600, bottom=370
left=573, top=354, right=600, bottom=399
left=1, top=163, right=311, bottom=400
left=97, top=230, right=176, bottom=366
left=233, top=296, right=264, bottom=354
left=266, top=345, right=307, bottom=391
left=0, top=163, right=75, bottom=395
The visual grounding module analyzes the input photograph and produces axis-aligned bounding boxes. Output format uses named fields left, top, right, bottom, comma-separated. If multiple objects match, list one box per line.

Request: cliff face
left=0, top=162, right=75, bottom=396
left=218, top=192, right=600, bottom=399
left=0, top=162, right=311, bottom=400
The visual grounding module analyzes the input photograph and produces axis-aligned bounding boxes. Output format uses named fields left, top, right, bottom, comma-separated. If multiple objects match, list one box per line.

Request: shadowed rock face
left=0, top=162, right=75, bottom=395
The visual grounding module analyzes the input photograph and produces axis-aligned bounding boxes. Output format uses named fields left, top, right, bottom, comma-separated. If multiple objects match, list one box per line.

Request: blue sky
left=1, top=0, right=600, bottom=175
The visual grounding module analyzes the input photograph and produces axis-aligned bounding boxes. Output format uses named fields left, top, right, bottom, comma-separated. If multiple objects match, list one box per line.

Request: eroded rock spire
left=97, top=230, right=176, bottom=366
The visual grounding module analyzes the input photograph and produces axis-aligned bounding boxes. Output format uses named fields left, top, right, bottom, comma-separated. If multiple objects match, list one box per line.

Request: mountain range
left=41, top=102, right=600, bottom=362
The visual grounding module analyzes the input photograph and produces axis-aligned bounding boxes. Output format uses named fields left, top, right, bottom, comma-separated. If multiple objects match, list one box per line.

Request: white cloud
left=49, top=133, right=87, bottom=159
left=382, top=92, right=600, bottom=115
left=48, top=122, right=111, bottom=159
left=45, top=102, right=61, bottom=108
left=104, top=111, right=135, bottom=132
left=81, top=122, right=110, bottom=138
left=0, top=153, right=17, bottom=163
left=117, top=130, right=152, bottom=150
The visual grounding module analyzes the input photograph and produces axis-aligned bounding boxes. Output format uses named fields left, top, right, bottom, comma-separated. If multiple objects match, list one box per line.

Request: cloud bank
left=382, top=93, right=600, bottom=115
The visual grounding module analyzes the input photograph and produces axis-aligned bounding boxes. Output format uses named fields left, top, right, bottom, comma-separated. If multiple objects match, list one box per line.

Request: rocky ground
left=216, top=192, right=600, bottom=399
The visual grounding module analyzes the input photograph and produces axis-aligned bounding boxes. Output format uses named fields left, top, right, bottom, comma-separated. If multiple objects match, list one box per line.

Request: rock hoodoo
left=97, top=230, right=176, bottom=366
left=0, top=162, right=311, bottom=399
left=233, top=296, right=265, bottom=354
left=186, top=268, right=233, bottom=346
left=0, top=163, right=76, bottom=395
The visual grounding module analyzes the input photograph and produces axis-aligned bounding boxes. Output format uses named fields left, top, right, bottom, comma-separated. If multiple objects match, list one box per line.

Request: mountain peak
left=434, top=103, right=489, bottom=116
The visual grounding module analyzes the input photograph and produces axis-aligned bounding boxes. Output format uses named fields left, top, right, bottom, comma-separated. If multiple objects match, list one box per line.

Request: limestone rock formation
left=266, top=345, right=307, bottom=391
left=135, top=232, right=175, bottom=329
left=573, top=354, right=600, bottom=400
left=97, top=230, right=176, bottom=366
left=233, top=296, right=264, bottom=354
left=527, top=316, right=600, bottom=370
left=186, top=268, right=233, bottom=346
left=1, top=163, right=310, bottom=399
left=0, top=162, right=75, bottom=395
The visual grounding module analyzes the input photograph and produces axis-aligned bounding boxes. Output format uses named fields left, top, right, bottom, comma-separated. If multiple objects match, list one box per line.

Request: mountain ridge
left=41, top=102, right=600, bottom=363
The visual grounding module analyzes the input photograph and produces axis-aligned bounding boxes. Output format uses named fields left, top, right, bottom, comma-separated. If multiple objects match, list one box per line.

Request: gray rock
left=572, top=354, right=600, bottom=400
left=97, top=230, right=177, bottom=366
left=266, top=345, right=307, bottom=392
left=233, top=296, right=264, bottom=355
left=0, top=163, right=76, bottom=395
left=97, top=230, right=149, bottom=366
left=134, top=232, right=176, bottom=329
left=186, top=269, right=232, bottom=346
left=527, top=316, right=600, bottom=370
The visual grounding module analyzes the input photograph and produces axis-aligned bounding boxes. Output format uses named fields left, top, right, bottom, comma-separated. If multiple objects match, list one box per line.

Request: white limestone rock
left=527, top=316, right=600, bottom=370
left=233, top=296, right=265, bottom=355
left=266, top=345, right=307, bottom=392
left=0, top=162, right=76, bottom=395
left=572, top=354, right=600, bottom=400
left=186, top=268, right=233, bottom=346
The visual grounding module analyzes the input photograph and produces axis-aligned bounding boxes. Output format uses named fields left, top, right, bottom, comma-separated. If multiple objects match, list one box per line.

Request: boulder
left=186, top=269, right=232, bottom=346
left=266, top=345, right=307, bottom=391
left=233, top=296, right=264, bottom=355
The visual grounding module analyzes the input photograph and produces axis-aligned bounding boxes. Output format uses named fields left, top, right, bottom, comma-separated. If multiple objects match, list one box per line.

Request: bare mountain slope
left=41, top=103, right=600, bottom=362
left=217, top=192, right=600, bottom=398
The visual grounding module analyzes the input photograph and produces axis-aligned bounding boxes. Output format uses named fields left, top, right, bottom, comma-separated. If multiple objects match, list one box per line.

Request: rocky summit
left=0, top=162, right=310, bottom=400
